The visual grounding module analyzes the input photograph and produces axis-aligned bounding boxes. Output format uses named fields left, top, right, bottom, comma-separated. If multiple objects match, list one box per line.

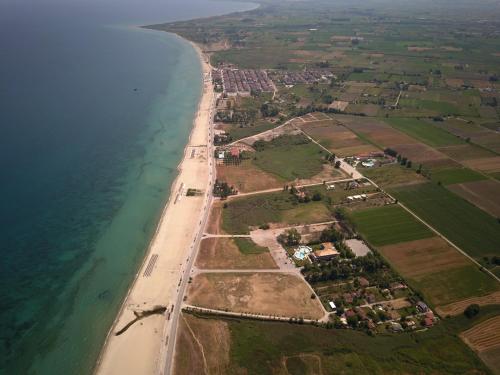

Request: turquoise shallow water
left=0, top=0, right=254, bottom=373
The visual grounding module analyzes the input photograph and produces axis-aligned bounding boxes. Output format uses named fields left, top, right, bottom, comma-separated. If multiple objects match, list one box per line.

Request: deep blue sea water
left=0, top=0, right=254, bottom=373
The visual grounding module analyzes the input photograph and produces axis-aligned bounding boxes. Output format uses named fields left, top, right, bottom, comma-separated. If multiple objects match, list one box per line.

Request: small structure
left=361, top=159, right=376, bottom=168
left=343, top=293, right=354, bottom=304
left=390, top=282, right=407, bottom=291
left=230, top=147, right=240, bottom=158
left=310, top=242, right=339, bottom=261
left=328, top=301, right=336, bottom=311
left=424, top=317, right=434, bottom=327
left=358, top=277, right=370, bottom=288
left=416, top=301, right=429, bottom=313
left=326, top=183, right=336, bottom=190
left=390, top=322, right=404, bottom=332
left=345, top=309, right=356, bottom=318
left=293, top=245, right=312, bottom=261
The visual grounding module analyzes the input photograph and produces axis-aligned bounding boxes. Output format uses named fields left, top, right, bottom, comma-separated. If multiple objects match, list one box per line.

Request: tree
left=334, top=160, right=341, bottom=169
left=322, top=94, right=334, bottom=104
left=312, top=192, right=322, bottom=201
left=277, top=228, right=301, bottom=246
left=406, top=160, right=412, bottom=168
left=320, top=226, right=343, bottom=243
left=260, top=103, right=279, bottom=117
left=464, top=304, right=480, bottom=318
left=347, top=315, right=359, bottom=327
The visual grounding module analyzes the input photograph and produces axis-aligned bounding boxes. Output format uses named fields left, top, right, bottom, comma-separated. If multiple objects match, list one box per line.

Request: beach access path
left=94, top=40, right=215, bottom=375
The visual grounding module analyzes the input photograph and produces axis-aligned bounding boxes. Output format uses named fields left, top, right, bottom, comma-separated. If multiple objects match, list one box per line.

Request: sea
left=0, top=0, right=254, bottom=373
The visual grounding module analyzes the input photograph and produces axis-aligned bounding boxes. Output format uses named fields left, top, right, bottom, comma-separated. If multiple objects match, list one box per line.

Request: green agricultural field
left=252, top=135, right=326, bottom=180
left=389, top=183, right=500, bottom=262
left=221, top=308, right=497, bottom=375
left=399, top=98, right=461, bottom=116
left=411, top=265, right=499, bottom=307
left=430, top=167, right=487, bottom=185
left=222, top=192, right=331, bottom=234
left=349, top=205, right=433, bottom=246
left=385, top=118, right=463, bottom=147
left=362, top=164, right=427, bottom=187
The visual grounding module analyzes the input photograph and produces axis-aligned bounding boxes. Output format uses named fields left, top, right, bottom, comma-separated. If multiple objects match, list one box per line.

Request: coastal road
left=161, top=75, right=217, bottom=375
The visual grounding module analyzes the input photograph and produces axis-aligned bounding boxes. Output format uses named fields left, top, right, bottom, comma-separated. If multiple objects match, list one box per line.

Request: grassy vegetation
left=362, top=164, right=426, bottom=187
left=252, top=135, right=326, bottom=180
left=411, top=265, right=499, bottom=307
left=389, top=183, right=500, bottom=261
left=223, top=309, right=497, bottom=375
left=233, top=238, right=269, bottom=255
left=227, top=121, right=276, bottom=141
left=349, top=205, right=433, bottom=246
left=222, top=191, right=331, bottom=233
left=385, top=117, right=463, bottom=147
left=430, top=167, right=487, bottom=185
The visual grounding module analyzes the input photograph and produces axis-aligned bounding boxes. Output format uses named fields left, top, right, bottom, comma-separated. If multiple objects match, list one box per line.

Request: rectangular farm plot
left=390, top=143, right=450, bottom=165
left=196, top=237, right=278, bottom=270
left=430, top=167, right=486, bottom=185
left=375, top=212, right=495, bottom=313
left=378, top=237, right=470, bottom=278
left=461, top=316, right=500, bottom=374
left=362, top=164, right=427, bottom=187
left=216, top=160, right=283, bottom=193
left=413, top=265, right=499, bottom=307
left=385, top=118, right=463, bottom=147
left=187, top=273, right=324, bottom=319
left=389, top=183, right=500, bottom=261
left=338, top=115, right=421, bottom=149
left=436, top=291, right=500, bottom=317
left=463, top=156, right=500, bottom=174
left=349, top=205, right=433, bottom=246
left=448, top=180, right=500, bottom=218
left=437, top=144, right=497, bottom=162
left=298, top=120, right=375, bottom=154
left=251, top=135, right=327, bottom=180
left=222, top=192, right=331, bottom=234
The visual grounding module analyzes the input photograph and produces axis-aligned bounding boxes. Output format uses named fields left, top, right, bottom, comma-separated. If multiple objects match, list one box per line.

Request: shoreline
left=94, top=33, right=214, bottom=375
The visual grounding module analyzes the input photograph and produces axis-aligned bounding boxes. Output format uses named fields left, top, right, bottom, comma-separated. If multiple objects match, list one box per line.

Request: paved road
left=162, top=83, right=217, bottom=375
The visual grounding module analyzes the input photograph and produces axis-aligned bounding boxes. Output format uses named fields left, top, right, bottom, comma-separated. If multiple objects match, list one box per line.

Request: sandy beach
left=94, top=38, right=214, bottom=375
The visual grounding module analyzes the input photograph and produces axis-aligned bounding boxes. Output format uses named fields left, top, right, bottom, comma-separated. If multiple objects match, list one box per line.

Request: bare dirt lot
left=174, top=313, right=232, bottom=375
left=187, top=273, right=324, bottom=319
left=216, top=160, right=283, bottom=193
left=206, top=201, right=223, bottom=235
left=460, top=315, right=500, bottom=374
left=196, top=237, right=278, bottom=270
left=448, top=180, right=500, bottom=217
left=379, top=237, right=470, bottom=278
left=436, top=291, right=500, bottom=316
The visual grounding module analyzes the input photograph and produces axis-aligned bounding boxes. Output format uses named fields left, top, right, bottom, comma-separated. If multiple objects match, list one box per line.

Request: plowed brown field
left=436, top=291, right=500, bottom=316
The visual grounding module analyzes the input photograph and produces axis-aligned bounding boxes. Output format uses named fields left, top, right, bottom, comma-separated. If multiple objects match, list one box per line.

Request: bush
left=464, top=304, right=480, bottom=318
left=312, top=192, right=322, bottom=201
